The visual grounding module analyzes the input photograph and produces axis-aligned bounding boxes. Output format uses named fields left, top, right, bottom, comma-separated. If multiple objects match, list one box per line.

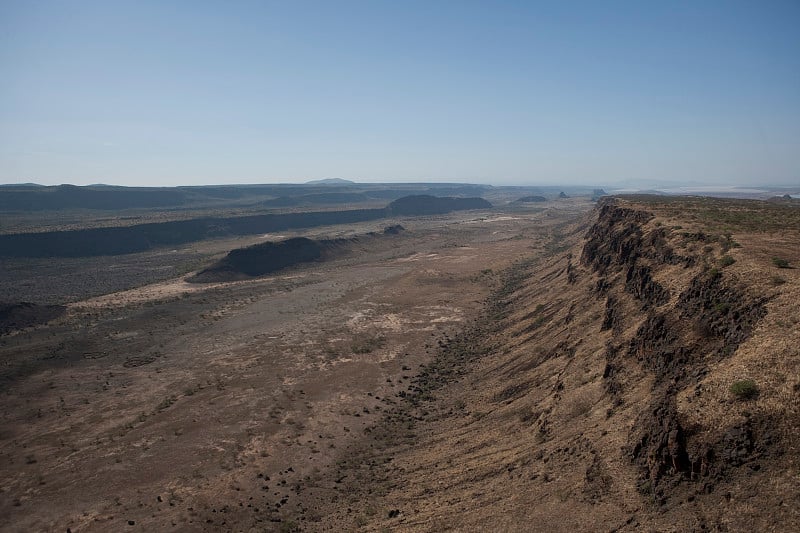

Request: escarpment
left=327, top=196, right=798, bottom=532
left=188, top=226, right=407, bottom=282
left=582, top=202, right=775, bottom=499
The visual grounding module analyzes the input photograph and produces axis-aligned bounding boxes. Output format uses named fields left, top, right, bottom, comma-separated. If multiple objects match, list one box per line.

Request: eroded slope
left=318, top=196, right=799, bottom=532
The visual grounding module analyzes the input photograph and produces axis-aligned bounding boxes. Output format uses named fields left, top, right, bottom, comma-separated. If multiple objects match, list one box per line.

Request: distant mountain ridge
left=0, top=182, right=492, bottom=211
left=304, top=178, right=355, bottom=185
left=0, top=195, right=491, bottom=258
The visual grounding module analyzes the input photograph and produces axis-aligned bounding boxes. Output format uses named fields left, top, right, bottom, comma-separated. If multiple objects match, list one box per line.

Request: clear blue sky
left=1, top=1, right=798, bottom=186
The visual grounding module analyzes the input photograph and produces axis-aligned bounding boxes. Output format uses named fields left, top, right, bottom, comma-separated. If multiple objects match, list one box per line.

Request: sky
left=1, top=1, right=798, bottom=187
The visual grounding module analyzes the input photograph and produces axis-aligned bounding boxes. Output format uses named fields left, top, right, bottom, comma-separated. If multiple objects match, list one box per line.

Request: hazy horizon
left=1, top=178, right=798, bottom=192
left=2, top=1, right=798, bottom=188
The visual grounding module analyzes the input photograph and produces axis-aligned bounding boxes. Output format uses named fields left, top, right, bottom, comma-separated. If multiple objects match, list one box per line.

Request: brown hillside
left=310, top=196, right=800, bottom=532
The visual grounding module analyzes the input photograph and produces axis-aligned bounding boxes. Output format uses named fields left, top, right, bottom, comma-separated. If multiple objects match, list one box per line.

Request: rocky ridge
left=306, top=196, right=799, bottom=532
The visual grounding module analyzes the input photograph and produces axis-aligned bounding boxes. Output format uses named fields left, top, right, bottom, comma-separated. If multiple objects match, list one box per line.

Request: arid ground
left=0, top=200, right=591, bottom=531
left=2, top=195, right=799, bottom=532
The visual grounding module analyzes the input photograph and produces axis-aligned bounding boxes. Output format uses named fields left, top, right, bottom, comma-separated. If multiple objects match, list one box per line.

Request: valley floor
left=0, top=202, right=589, bottom=532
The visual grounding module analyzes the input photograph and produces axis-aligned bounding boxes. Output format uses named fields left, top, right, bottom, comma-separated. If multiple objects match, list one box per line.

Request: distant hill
left=0, top=184, right=188, bottom=211
left=305, top=178, right=355, bottom=185
left=516, top=195, right=547, bottom=203
left=189, top=237, right=335, bottom=282
left=766, top=195, right=800, bottom=204
left=387, top=195, right=491, bottom=216
left=189, top=222, right=410, bottom=283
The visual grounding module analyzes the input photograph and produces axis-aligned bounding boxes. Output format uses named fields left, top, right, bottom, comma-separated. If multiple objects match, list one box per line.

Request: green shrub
left=730, top=379, right=758, bottom=400
left=770, top=275, right=787, bottom=286
left=719, top=255, right=736, bottom=267
left=713, top=302, right=731, bottom=314
left=772, top=257, right=790, bottom=268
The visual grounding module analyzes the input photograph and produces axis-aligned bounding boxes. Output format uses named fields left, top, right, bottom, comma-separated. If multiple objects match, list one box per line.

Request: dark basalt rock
left=625, top=264, right=670, bottom=308
left=583, top=202, right=772, bottom=498
left=721, top=424, right=754, bottom=467
left=581, top=204, right=652, bottom=273
left=383, top=224, right=405, bottom=235
left=581, top=203, right=690, bottom=275
left=189, top=237, right=351, bottom=283
left=677, top=270, right=768, bottom=352
left=630, top=398, right=691, bottom=483
left=627, top=313, right=687, bottom=380
left=386, top=195, right=491, bottom=216
left=600, top=296, right=619, bottom=331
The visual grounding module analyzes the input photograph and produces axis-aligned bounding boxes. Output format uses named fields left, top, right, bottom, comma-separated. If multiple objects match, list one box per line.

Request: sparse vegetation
left=772, top=257, right=790, bottom=268
left=719, top=233, right=740, bottom=252
left=714, top=302, right=731, bottom=314
left=719, top=255, right=736, bottom=267
left=628, top=195, right=800, bottom=232
left=730, top=379, right=758, bottom=400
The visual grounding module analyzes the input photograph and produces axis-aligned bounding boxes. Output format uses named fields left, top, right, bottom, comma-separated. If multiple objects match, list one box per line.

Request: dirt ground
left=0, top=201, right=591, bottom=532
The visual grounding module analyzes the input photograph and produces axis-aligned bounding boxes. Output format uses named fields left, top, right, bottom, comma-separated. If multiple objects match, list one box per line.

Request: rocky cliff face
left=583, top=202, right=772, bottom=503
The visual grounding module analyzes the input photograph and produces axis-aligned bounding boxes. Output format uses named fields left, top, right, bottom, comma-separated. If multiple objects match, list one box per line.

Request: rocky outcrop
left=581, top=203, right=653, bottom=273
left=625, top=264, right=670, bottom=307
left=581, top=203, right=689, bottom=273
left=189, top=226, right=410, bottom=283
left=516, top=195, right=547, bottom=203
left=188, top=237, right=350, bottom=283
left=677, top=270, right=768, bottom=352
left=383, top=224, right=406, bottom=235
left=386, top=195, right=491, bottom=216
left=583, top=202, right=771, bottom=499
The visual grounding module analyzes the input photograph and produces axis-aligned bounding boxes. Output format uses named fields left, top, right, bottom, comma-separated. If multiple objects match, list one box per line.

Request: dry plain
left=0, top=201, right=591, bottom=531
